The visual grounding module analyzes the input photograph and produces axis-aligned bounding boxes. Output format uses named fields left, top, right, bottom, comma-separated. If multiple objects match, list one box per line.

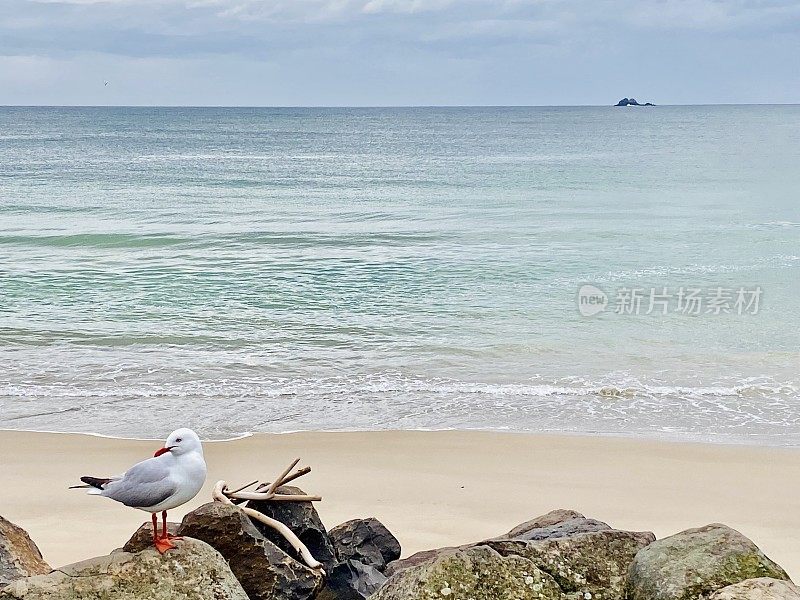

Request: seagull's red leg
left=151, top=513, right=158, bottom=546
left=154, top=510, right=181, bottom=554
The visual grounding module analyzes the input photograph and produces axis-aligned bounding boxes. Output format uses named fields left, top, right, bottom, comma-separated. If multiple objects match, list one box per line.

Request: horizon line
left=1, top=102, right=799, bottom=109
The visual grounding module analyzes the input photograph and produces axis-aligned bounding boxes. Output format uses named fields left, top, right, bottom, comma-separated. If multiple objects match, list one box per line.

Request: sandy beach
left=1, top=430, right=797, bottom=578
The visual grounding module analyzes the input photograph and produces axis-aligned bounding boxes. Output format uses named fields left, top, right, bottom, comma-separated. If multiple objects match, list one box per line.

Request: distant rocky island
left=615, top=97, right=655, bottom=106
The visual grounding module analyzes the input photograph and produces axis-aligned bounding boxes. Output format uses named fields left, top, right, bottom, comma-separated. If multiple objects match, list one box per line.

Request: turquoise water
left=1, top=106, right=798, bottom=443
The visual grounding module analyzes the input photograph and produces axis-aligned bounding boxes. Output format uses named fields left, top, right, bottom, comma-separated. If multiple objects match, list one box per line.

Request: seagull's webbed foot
left=154, top=534, right=181, bottom=554
left=152, top=510, right=183, bottom=554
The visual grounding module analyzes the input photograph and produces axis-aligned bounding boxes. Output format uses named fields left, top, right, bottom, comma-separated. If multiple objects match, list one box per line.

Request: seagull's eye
left=176, top=438, right=182, bottom=443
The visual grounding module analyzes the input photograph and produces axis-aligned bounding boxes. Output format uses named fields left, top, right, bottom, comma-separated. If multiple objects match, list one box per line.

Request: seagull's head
left=154, top=428, right=203, bottom=457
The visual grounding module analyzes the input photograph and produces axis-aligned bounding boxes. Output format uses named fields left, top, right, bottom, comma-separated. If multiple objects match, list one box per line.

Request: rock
left=0, top=516, right=50, bottom=586
left=384, top=510, right=653, bottom=600
left=505, top=509, right=586, bottom=538
left=248, top=485, right=338, bottom=571
left=385, top=547, right=461, bottom=578
left=372, top=544, right=562, bottom=600
left=178, top=502, right=323, bottom=600
left=317, top=560, right=387, bottom=600
left=0, top=537, right=247, bottom=600
left=122, top=521, right=180, bottom=553
left=615, top=97, right=655, bottom=106
left=488, top=528, right=655, bottom=600
left=626, top=524, right=790, bottom=600
left=329, top=518, right=401, bottom=572
left=711, top=578, right=800, bottom=600
left=501, top=509, right=613, bottom=542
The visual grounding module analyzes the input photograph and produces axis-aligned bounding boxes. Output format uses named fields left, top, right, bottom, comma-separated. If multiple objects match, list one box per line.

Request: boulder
left=626, top=524, right=790, bottom=600
left=385, top=547, right=461, bottom=578
left=488, top=528, right=655, bottom=600
left=0, top=537, right=247, bottom=600
left=248, top=485, right=338, bottom=571
left=0, top=516, right=50, bottom=586
left=372, top=544, right=562, bottom=600
left=317, top=560, right=387, bottom=600
left=505, top=509, right=586, bottom=538
left=383, top=510, right=653, bottom=600
left=328, top=518, right=401, bottom=572
left=500, top=509, right=613, bottom=542
left=178, top=502, right=323, bottom=600
left=122, top=521, right=180, bottom=553
left=711, top=578, right=800, bottom=600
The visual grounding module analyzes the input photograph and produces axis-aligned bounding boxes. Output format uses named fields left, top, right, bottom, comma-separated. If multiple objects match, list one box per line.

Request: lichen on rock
left=0, top=537, right=248, bottom=600
left=625, top=524, right=790, bottom=600
left=372, top=544, right=562, bottom=600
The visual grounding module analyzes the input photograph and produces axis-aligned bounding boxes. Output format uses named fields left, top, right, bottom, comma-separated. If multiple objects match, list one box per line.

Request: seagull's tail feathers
left=69, top=476, right=112, bottom=493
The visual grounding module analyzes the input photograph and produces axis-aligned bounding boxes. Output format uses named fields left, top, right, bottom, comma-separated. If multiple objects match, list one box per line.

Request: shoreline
left=2, top=426, right=798, bottom=449
left=1, top=429, right=798, bottom=578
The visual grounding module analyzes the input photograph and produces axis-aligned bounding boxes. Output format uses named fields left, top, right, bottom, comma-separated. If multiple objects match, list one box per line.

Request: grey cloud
left=0, top=0, right=798, bottom=105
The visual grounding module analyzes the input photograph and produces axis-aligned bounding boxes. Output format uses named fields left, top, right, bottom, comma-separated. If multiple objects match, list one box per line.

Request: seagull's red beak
left=154, top=447, right=172, bottom=457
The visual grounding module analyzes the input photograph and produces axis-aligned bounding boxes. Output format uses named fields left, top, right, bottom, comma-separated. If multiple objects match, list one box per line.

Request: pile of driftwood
left=212, top=458, right=324, bottom=570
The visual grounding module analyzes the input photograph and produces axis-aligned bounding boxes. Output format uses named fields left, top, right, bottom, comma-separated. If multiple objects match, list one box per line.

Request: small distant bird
left=72, top=428, right=207, bottom=553
left=103, top=81, right=109, bottom=86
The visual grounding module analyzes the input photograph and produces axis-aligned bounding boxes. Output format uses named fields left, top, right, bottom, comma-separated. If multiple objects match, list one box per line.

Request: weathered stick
left=228, top=479, right=260, bottom=495
left=213, top=480, right=324, bottom=572
left=266, top=458, right=300, bottom=495
left=226, top=490, right=322, bottom=502
left=264, top=466, right=311, bottom=489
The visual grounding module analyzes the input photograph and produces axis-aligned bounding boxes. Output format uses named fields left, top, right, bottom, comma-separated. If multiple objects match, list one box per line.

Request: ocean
left=1, top=105, right=798, bottom=443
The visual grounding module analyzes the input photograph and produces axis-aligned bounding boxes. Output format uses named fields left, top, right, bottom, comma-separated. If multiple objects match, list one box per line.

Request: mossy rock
left=372, top=544, right=561, bottom=600
left=0, top=537, right=248, bottom=600
left=625, top=524, right=790, bottom=600
left=489, top=528, right=655, bottom=600
left=710, top=578, right=800, bottom=600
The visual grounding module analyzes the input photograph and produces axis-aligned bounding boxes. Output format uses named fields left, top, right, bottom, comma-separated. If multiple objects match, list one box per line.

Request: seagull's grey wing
left=101, top=457, right=177, bottom=509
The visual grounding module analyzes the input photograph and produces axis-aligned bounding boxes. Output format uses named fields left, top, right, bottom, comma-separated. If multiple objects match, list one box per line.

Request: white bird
left=72, top=428, right=207, bottom=553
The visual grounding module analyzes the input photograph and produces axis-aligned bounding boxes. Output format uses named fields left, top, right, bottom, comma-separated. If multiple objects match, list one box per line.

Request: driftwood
left=212, top=458, right=324, bottom=572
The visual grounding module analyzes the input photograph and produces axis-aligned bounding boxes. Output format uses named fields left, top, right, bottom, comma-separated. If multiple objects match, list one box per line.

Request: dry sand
left=0, top=430, right=797, bottom=578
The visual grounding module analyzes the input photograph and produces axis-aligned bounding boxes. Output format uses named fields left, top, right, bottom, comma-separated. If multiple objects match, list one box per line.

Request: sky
left=1, top=0, right=799, bottom=106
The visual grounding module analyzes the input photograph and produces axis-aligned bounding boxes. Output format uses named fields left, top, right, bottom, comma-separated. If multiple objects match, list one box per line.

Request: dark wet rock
left=248, top=485, right=338, bottom=571
left=626, top=524, right=790, bottom=600
left=178, top=502, right=323, bottom=600
left=373, top=544, right=562, bottom=600
left=317, top=560, right=387, bottom=600
left=122, top=521, right=180, bottom=554
left=329, top=518, right=401, bottom=573
left=0, top=516, right=50, bottom=587
left=711, top=578, right=800, bottom=600
left=0, top=537, right=247, bottom=600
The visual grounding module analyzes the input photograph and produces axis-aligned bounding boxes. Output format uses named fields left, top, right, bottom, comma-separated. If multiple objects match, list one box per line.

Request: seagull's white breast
left=146, top=450, right=207, bottom=513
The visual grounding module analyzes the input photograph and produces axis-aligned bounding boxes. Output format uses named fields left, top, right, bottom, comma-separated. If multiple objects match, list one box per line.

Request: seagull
left=72, top=428, right=207, bottom=553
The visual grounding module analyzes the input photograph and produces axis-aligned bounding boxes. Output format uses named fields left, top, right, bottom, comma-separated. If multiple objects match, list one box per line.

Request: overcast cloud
left=1, top=0, right=798, bottom=105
